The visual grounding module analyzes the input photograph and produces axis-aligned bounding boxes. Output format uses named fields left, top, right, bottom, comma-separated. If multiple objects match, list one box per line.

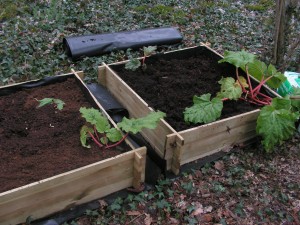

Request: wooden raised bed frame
left=0, top=71, right=146, bottom=225
left=98, top=44, right=279, bottom=175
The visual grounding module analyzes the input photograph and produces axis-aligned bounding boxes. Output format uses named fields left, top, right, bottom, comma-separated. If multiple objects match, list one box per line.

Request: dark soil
left=0, top=78, right=128, bottom=193
left=111, top=49, right=261, bottom=131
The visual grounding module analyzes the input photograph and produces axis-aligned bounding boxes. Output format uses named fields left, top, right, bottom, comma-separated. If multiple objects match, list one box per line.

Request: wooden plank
left=178, top=112, right=259, bottom=165
left=164, top=134, right=185, bottom=175
left=179, top=110, right=260, bottom=143
left=133, top=152, right=144, bottom=189
left=0, top=147, right=146, bottom=224
left=98, top=65, right=175, bottom=157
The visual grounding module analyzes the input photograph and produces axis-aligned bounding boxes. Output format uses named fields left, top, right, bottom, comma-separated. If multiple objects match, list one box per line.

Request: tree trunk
left=272, top=0, right=288, bottom=66
left=273, top=0, right=300, bottom=70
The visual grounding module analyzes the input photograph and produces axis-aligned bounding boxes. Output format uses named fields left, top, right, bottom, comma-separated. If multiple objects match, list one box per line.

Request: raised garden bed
left=98, top=45, right=279, bottom=174
left=0, top=72, right=146, bottom=224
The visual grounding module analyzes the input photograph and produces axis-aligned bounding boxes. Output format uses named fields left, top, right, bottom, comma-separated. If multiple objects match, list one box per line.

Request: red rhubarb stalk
left=88, top=131, right=103, bottom=148
left=245, top=66, right=254, bottom=97
left=105, top=133, right=129, bottom=149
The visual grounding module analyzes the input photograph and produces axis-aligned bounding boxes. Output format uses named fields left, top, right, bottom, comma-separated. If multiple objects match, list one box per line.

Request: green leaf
left=292, top=87, right=300, bottom=95
left=218, top=50, right=256, bottom=68
left=100, top=136, right=108, bottom=145
left=290, top=87, right=300, bottom=111
left=238, top=76, right=249, bottom=88
left=246, top=59, right=267, bottom=82
left=125, top=58, right=141, bottom=71
left=37, top=98, right=54, bottom=108
left=265, top=64, right=286, bottom=88
left=117, top=111, right=166, bottom=134
left=37, top=98, right=65, bottom=110
left=217, top=77, right=242, bottom=100
left=143, top=46, right=157, bottom=57
left=80, top=125, right=94, bottom=148
left=106, top=128, right=122, bottom=142
left=183, top=94, right=223, bottom=124
left=256, top=98, right=299, bottom=152
left=79, top=107, right=111, bottom=133
left=271, top=98, right=291, bottom=110
left=53, top=99, right=65, bottom=110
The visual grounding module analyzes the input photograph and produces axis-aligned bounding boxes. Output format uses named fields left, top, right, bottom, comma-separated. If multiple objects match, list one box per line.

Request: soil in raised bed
left=0, top=78, right=129, bottom=193
left=112, top=52, right=261, bottom=131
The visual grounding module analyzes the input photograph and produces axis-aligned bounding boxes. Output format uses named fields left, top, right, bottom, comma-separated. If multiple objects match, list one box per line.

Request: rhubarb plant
left=184, top=50, right=300, bottom=152
left=125, top=46, right=157, bottom=71
left=80, top=107, right=165, bottom=149
left=36, top=98, right=65, bottom=110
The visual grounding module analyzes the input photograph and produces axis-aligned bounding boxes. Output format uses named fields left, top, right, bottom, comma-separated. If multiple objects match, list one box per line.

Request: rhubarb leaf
left=143, top=46, right=157, bottom=57
left=125, top=58, right=141, bottom=71
left=238, top=76, right=249, bottom=88
left=37, top=98, right=65, bottom=110
left=106, top=128, right=122, bottom=142
left=118, top=111, right=166, bottom=134
left=80, top=125, right=94, bottom=148
left=79, top=107, right=111, bottom=133
left=218, top=50, right=256, bottom=68
left=290, top=87, right=300, bottom=111
left=246, top=59, right=267, bottom=82
left=184, top=94, right=223, bottom=124
left=53, top=99, right=65, bottom=110
left=37, top=98, right=53, bottom=107
left=256, top=98, right=299, bottom=152
left=265, top=64, right=286, bottom=88
left=217, top=77, right=242, bottom=100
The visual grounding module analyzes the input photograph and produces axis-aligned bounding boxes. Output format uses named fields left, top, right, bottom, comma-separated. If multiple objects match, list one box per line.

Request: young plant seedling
left=80, top=107, right=165, bottom=149
left=184, top=50, right=300, bottom=152
left=36, top=98, right=65, bottom=110
left=125, top=46, right=157, bottom=71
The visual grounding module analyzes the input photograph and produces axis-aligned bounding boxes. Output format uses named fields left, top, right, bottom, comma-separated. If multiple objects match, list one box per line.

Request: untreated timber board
left=103, top=45, right=279, bottom=175
left=0, top=72, right=147, bottom=225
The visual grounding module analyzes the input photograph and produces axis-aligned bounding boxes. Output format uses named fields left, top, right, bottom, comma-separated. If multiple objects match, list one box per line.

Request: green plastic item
left=277, top=71, right=300, bottom=96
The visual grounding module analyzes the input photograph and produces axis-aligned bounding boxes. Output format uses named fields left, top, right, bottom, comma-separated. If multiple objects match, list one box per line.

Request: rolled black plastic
left=63, top=27, right=182, bottom=60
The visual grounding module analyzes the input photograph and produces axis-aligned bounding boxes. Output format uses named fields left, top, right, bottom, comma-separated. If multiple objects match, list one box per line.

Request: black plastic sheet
left=63, top=27, right=182, bottom=60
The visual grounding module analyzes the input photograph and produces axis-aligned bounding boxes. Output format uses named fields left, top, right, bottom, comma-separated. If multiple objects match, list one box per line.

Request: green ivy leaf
left=217, top=77, right=242, bottom=100
left=117, top=111, right=165, bottom=134
left=184, top=94, right=223, bottom=124
left=218, top=50, right=256, bottom=68
left=106, top=128, right=122, bottom=142
left=79, top=107, right=111, bottom=133
left=256, top=98, right=300, bottom=152
left=125, top=58, right=141, bottom=71
left=143, top=46, right=157, bottom=57
left=80, top=125, right=94, bottom=148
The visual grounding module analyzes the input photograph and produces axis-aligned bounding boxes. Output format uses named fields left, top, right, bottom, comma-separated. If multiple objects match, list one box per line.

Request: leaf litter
left=69, top=134, right=300, bottom=225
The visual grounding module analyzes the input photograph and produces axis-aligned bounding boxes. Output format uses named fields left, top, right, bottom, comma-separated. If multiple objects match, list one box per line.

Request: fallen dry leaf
left=144, top=213, right=152, bottom=225
left=126, top=210, right=141, bottom=216
left=191, top=205, right=204, bottom=216
left=169, top=217, right=180, bottom=224
left=214, top=161, right=224, bottom=171
left=98, top=200, right=108, bottom=208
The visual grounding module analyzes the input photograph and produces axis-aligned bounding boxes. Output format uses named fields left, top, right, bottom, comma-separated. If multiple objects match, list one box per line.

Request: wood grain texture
left=98, top=65, right=175, bottom=158
left=0, top=72, right=147, bottom=225
left=0, top=147, right=146, bottom=225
